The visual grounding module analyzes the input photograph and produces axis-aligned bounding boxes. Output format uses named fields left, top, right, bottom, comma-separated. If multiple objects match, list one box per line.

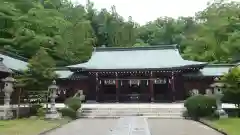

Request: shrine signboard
left=154, top=78, right=167, bottom=84
left=104, top=80, right=116, bottom=85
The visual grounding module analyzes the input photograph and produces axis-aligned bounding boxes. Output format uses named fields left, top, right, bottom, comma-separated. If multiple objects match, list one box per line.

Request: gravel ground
left=148, top=119, right=223, bottom=135
left=44, top=119, right=117, bottom=135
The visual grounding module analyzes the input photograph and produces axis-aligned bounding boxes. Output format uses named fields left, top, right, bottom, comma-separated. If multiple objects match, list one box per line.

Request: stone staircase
left=78, top=104, right=185, bottom=119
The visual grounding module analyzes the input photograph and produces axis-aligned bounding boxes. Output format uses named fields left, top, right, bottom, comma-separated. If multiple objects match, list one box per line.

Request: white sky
left=71, top=0, right=239, bottom=25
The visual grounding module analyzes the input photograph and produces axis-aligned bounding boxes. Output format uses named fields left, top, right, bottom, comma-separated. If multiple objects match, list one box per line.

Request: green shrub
left=184, top=95, right=217, bottom=120
left=60, top=107, right=77, bottom=119
left=37, top=107, right=46, bottom=117
left=182, top=110, right=189, bottom=118
left=60, top=97, right=82, bottom=119
left=30, top=104, right=43, bottom=116
left=64, top=97, right=81, bottom=111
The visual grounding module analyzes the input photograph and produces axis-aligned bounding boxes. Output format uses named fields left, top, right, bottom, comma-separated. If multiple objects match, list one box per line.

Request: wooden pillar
left=149, top=71, right=154, bottom=102
left=171, top=72, right=176, bottom=101
left=115, top=72, right=119, bottom=102
left=95, top=72, right=99, bottom=102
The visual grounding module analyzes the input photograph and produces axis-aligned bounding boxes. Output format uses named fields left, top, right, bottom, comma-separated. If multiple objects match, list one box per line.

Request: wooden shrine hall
left=57, top=45, right=218, bottom=103
left=0, top=45, right=236, bottom=103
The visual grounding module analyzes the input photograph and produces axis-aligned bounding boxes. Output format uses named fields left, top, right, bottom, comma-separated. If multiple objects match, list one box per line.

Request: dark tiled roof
left=0, top=54, right=28, bottom=71
left=68, top=45, right=206, bottom=70
left=0, top=57, right=12, bottom=73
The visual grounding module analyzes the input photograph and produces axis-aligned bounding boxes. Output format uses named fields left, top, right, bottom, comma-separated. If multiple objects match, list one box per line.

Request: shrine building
left=56, top=45, right=235, bottom=102
left=0, top=45, right=236, bottom=103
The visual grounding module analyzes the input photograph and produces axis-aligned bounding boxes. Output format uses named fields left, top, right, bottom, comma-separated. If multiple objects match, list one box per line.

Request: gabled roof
left=0, top=57, right=12, bottom=73
left=68, top=45, right=206, bottom=71
left=0, top=54, right=28, bottom=71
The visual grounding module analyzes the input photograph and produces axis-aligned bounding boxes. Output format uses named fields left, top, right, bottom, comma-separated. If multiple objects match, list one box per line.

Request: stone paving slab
left=107, top=117, right=151, bottom=135
left=43, top=119, right=116, bottom=135
left=148, top=119, right=223, bottom=135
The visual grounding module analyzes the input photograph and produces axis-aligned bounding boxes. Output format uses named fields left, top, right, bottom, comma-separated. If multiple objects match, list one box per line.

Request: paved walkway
left=44, top=118, right=223, bottom=135
left=148, top=119, right=222, bottom=135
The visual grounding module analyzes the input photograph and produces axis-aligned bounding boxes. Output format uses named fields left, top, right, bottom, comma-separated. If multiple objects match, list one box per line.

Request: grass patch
left=0, top=118, right=70, bottom=135
left=210, top=118, right=240, bottom=135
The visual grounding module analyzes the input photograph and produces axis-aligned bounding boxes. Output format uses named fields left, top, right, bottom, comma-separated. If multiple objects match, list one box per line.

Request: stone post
left=211, top=78, right=228, bottom=118
left=0, top=76, right=15, bottom=120
left=45, top=80, right=61, bottom=119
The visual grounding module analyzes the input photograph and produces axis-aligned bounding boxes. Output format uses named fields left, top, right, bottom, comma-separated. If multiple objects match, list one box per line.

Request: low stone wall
left=0, top=106, right=30, bottom=119
left=12, top=107, right=30, bottom=118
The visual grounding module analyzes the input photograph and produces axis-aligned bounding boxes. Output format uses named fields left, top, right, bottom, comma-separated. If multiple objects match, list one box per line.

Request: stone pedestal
left=215, top=95, right=228, bottom=118
left=45, top=110, right=61, bottom=119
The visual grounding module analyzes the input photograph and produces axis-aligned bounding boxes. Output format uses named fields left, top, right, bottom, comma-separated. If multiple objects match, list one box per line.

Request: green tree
left=17, top=47, right=57, bottom=90
left=182, top=1, right=240, bottom=63
left=221, top=66, right=240, bottom=107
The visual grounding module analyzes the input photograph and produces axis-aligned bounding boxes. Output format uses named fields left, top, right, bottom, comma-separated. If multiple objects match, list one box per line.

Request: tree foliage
left=221, top=66, right=240, bottom=107
left=17, top=47, right=57, bottom=90
left=1, top=0, right=240, bottom=66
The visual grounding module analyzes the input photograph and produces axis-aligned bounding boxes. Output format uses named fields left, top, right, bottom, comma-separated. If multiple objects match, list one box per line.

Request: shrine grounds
left=0, top=103, right=239, bottom=135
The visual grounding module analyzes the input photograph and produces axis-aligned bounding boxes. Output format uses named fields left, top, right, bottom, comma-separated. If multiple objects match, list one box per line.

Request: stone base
left=45, top=112, right=62, bottom=120
left=0, top=108, right=13, bottom=120
left=215, top=109, right=228, bottom=119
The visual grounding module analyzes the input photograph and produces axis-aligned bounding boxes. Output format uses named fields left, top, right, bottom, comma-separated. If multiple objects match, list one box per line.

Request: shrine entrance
left=128, top=84, right=141, bottom=102
left=119, top=79, right=150, bottom=103
left=97, top=76, right=174, bottom=103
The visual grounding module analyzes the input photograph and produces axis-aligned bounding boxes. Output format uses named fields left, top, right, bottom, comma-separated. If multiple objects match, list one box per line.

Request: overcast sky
left=71, top=0, right=239, bottom=25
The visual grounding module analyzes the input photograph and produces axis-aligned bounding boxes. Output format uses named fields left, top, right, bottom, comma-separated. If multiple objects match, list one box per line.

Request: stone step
left=81, top=112, right=182, bottom=115
left=78, top=115, right=183, bottom=119
left=81, top=110, right=183, bottom=113
left=80, top=112, right=182, bottom=117
left=79, top=107, right=184, bottom=119
left=81, top=109, right=184, bottom=112
left=82, top=108, right=184, bottom=110
left=81, top=108, right=184, bottom=111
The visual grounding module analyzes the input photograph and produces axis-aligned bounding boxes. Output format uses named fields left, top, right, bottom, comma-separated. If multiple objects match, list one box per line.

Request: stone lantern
left=210, top=77, right=228, bottom=118
left=190, top=89, right=199, bottom=96
left=0, top=76, right=15, bottom=120
left=45, top=80, right=61, bottom=119
left=205, top=89, right=213, bottom=96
